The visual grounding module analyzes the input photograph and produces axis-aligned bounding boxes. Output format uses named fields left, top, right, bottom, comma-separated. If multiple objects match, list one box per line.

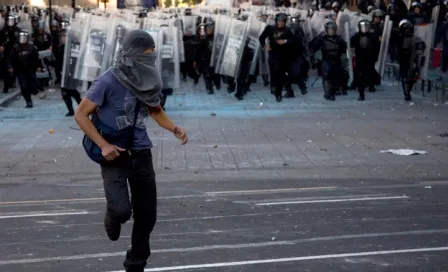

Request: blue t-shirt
left=85, top=70, right=153, bottom=150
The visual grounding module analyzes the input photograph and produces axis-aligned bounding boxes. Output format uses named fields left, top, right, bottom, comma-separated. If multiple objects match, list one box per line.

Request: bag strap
left=127, top=101, right=141, bottom=150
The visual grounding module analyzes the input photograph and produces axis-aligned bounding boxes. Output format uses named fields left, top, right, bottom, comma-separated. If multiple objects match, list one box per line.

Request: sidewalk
left=0, top=79, right=447, bottom=180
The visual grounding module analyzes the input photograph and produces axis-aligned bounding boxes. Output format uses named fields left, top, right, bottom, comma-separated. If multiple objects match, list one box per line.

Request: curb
left=0, top=90, right=21, bottom=107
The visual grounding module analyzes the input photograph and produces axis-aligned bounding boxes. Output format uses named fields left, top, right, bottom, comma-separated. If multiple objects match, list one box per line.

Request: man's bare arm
left=147, top=105, right=188, bottom=144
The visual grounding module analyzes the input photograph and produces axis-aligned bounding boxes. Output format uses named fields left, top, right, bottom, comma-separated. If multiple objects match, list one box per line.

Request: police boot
left=368, top=85, right=376, bottom=92
left=402, top=81, right=412, bottom=101
left=358, top=88, right=365, bottom=101
left=25, top=101, right=33, bottom=108
left=227, top=82, right=236, bottom=94
left=283, top=87, right=295, bottom=98
left=207, top=87, right=214, bottom=95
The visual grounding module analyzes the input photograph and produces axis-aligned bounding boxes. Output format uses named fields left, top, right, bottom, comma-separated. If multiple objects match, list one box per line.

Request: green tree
left=174, top=0, right=180, bottom=6
left=164, top=0, right=171, bottom=7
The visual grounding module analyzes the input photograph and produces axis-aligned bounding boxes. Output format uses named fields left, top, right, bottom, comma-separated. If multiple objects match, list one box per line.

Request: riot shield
left=145, top=29, right=164, bottom=74
left=375, top=15, right=392, bottom=76
left=215, top=18, right=248, bottom=78
left=160, top=26, right=180, bottom=89
left=74, top=16, right=116, bottom=82
left=247, top=18, right=264, bottom=75
left=181, top=15, right=198, bottom=35
left=16, top=18, right=32, bottom=34
left=172, top=18, right=185, bottom=62
left=61, top=20, right=84, bottom=91
left=310, top=11, right=335, bottom=37
left=343, top=22, right=354, bottom=85
left=105, top=22, right=138, bottom=69
left=211, top=15, right=231, bottom=68
left=413, top=24, right=433, bottom=80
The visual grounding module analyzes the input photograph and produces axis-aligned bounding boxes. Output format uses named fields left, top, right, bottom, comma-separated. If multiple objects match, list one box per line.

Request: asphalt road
left=1, top=177, right=448, bottom=272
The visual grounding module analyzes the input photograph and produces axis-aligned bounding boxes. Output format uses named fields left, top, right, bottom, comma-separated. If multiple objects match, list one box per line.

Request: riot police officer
left=397, top=19, right=426, bottom=101
left=350, top=20, right=381, bottom=100
left=33, top=20, right=52, bottom=51
left=259, top=13, right=297, bottom=102
left=196, top=22, right=220, bottom=95
left=408, top=2, right=430, bottom=25
left=8, top=31, right=40, bottom=108
left=0, top=14, right=21, bottom=93
left=371, top=9, right=385, bottom=38
left=57, top=29, right=81, bottom=116
left=309, top=20, right=347, bottom=101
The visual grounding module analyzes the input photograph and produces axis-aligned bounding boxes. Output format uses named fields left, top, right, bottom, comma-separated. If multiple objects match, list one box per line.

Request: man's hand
left=37, top=67, right=42, bottom=72
left=0, top=46, right=4, bottom=52
left=193, top=61, right=196, bottom=69
left=173, top=126, right=188, bottom=145
left=264, top=44, right=271, bottom=51
left=276, top=39, right=287, bottom=45
left=101, top=144, right=126, bottom=161
left=8, top=68, right=13, bottom=73
left=379, top=36, right=382, bottom=42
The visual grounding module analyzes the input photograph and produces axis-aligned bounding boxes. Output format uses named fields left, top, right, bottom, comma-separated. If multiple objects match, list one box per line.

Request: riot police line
left=0, top=1, right=447, bottom=111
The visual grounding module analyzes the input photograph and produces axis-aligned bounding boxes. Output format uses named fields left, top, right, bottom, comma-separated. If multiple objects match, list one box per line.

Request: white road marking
left=256, top=195, right=409, bottom=206
left=0, top=211, right=93, bottom=219
left=104, top=246, right=448, bottom=272
left=206, top=186, right=337, bottom=195
left=1, top=229, right=447, bottom=265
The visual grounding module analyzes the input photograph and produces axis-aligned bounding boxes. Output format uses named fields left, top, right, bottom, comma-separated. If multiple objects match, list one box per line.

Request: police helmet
left=367, top=5, right=376, bottom=13
left=332, top=1, right=340, bottom=11
left=372, top=9, right=385, bottom=19
left=324, top=20, right=337, bottom=36
left=6, top=14, right=15, bottom=27
left=18, top=31, right=29, bottom=44
left=116, top=25, right=127, bottom=38
left=308, top=8, right=314, bottom=17
left=358, top=19, right=371, bottom=34
left=184, top=8, right=192, bottom=16
left=14, top=14, right=20, bottom=24
left=275, top=12, right=287, bottom=22
left=399, top=19, right=414, bottom=36
left=325, top=2, right=332, bottom=10
left=51, top=20, right=59, bottom=27
left=386, top=4, right=396, bottom=16
left=61, top=20, right=70, bottom=29
left=198, top=23, right=206, bottom=36
left=38, top=20, right=45, bottom=29
left=411, top=2, right=422, bottom=10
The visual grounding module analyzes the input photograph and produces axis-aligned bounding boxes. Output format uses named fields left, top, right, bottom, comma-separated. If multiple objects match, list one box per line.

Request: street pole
left=48, top=0, right=52, bottom=27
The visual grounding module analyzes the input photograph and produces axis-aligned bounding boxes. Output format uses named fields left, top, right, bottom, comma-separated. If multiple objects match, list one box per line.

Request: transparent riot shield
left=414, top=24, right=434, bottom=80
left=74, top=16, right=116, bottom=82
left=375, top=15, right=392, bottom=76
left=145, top=29, right=164, bottom=74
left=343, top=22, right=354, bottom=85
left=310, top=10, right=334, bottom=37
left=17, top=18, right=32, bottom=34
left=160, top=26, right=180, bottom=89
left=181, top=15, right=198, bottom=35
left=215, top=18, right=248, bottom=78
left=211, top=15, right=231, bottom=68
left=105, top=22, right=138, bottom=69
left=247, top=18, right=264, bottom=75
left=172, top=18, right=185, bottom=62
left=61, top=20, right=84, bottom=91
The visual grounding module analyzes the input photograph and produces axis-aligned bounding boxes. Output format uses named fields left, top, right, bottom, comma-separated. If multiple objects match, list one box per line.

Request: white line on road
left=256, top=195, right=410, bottom=206
left=104, top=246, right=448, bottom=272
left=206, top=186, right=337, bottom=195
left=1, top=229, right=447, bottom=265
left=0, top=211, right=93, bottom=219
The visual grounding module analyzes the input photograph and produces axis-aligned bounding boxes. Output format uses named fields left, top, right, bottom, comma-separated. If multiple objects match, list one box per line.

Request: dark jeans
left=100, top=149, right=157, bottom=272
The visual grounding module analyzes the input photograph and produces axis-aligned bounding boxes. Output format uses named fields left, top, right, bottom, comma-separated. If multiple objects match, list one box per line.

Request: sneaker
left=104, top=211, right=121, bottom=241
left=301, top=89, right=308, bottom=95
left=276, top=96, right=282, bottom=102
left=283, top=92, right=295, bottom=98
left=25, top=103, right=33, bottom=108
left=65, top=111, right=74, bottom=117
